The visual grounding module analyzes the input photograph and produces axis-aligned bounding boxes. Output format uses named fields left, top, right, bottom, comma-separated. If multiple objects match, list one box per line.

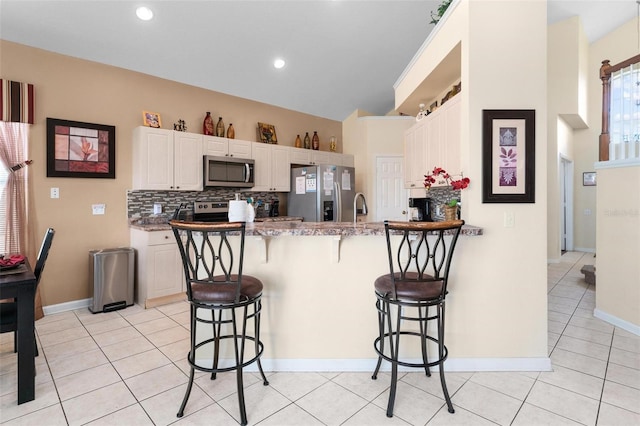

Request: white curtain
left=0, top=122, right=30, bottom=255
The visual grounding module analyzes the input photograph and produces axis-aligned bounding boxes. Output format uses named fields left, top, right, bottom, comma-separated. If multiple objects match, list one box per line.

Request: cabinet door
left=441, top=96, right=461, bottom=176
left=271, top=145, right=291, bottom=191
left=290, top=147, right=312, bottom=165
left=174, top=132, right=203, bottom=191
left=311, top=151, right=330, bottom=165
left=203, top=135, right=228, bottom=156
left=251, top=142, right=272, bottom=191
left=133, top=127, right=174, bottom=190
left=341, top=154, right=355, bottom=167
left=147, top=244, right=183, bottom=299
left=403, top=126, right=416, bottom=188
left=412, top=120, right=428, bottom=187
left=228, top=139, right=252, bottom=158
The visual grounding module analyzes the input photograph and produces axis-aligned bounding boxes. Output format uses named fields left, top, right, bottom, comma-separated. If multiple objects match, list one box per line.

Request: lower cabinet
left=130, top=229, right=184, bottom=308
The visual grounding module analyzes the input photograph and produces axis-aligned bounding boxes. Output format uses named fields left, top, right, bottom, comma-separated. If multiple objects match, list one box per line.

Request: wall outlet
left=584, top=209, right=592, bottom=216
left=50, top=187, right=59, bottom=199
left=92, top=204, right=106, bottom=215
left=504, top=211, right=515, bottom=228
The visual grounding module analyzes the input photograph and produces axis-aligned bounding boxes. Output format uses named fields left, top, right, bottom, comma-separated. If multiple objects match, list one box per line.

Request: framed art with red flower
left=46, top=118, right=115, bottom=178
left=482, top=109, right=535, bottom=203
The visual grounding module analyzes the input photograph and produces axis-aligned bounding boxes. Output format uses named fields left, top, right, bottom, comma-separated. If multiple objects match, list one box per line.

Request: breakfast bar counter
left=130, top=219, right=496, bottom=372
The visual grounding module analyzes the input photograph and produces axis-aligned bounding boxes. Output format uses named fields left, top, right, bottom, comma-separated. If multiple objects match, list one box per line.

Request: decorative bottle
left=203, top=112, right=214, bottom=135
left=329, top=136, right=337, bottom=152
left=303, top=132, right=311, bottom=149
left=216, top=117, right=225, bottom=137
left=294, top=134, right=302, bottom=148
left=312, top=131, right=319, bottom=150
left=227, top=123, right=235, bottom=139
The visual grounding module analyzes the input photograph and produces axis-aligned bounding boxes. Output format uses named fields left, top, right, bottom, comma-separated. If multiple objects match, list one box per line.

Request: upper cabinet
left=403, top=95, right=461, bottom=189
left=251, top=143, right=291, bottom=192
left=289, top=146, right=354, bottom=167
left=204, top=135, right=252, bottom=159
left=133, top=127, right=203, bottom=191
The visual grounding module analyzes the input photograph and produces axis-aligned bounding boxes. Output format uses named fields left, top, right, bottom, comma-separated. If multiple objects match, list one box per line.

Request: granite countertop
left=130, top=217, right=483, bottom=237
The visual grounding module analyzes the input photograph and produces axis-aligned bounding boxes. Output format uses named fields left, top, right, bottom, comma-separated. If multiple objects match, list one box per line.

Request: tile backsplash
left=127, top=189, right=282, bottom=220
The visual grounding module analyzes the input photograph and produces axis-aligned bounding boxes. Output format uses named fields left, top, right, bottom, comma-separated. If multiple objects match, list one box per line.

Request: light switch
left=504, top=211, right=515, bottom=228
left=92, top=204, right=106, bottom=215
left=584, top=209, right=592, bottom=216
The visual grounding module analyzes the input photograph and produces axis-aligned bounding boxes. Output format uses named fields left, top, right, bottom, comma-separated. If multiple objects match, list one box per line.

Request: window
left=0, top=162, right=7, bottom=254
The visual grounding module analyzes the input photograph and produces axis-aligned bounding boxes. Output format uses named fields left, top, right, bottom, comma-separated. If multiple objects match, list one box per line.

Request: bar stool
left=169, top=219, right=268, bottom=425
left=372, top=219, right=464, bottom=417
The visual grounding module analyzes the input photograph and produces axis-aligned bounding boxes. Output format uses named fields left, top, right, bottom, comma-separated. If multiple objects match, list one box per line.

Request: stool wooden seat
left=169, top=219, right=268, bottom=425
left=372, top=220, right=464, bottom=417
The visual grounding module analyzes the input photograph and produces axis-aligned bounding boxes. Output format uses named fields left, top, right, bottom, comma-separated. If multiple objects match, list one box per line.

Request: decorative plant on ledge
left=429, top=0, right=452, bottom=25
left=424, top=166, right=470, bottom=221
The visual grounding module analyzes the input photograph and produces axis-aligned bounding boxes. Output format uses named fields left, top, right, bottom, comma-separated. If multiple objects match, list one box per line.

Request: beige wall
left=590, top=17, right=640, bottom=331
left=0, top=40, right=341, bottom=307
left=595, top=166, right=640, bottom=329
left=392, top=0, right=549, bottom=358
left=546, top=17, right=589, bottom=261
left=343, top=114, right=413, bottom=219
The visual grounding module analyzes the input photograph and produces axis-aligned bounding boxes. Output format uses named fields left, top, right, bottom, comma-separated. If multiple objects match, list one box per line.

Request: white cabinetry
left=289, top=147, right=354, bottom=167
left=403, top=95, right=461, bottom=188
left=252, top=143, right=291, bottom=192
left=204, top=136, right=252, bottom=159
left=133, top=127, right=203, bottom=191
left=130, top=229, right=184, bottom=308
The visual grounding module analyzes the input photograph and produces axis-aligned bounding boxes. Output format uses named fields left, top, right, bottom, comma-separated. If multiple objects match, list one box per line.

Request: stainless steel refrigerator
left=288, top=165, right=356, bottom=222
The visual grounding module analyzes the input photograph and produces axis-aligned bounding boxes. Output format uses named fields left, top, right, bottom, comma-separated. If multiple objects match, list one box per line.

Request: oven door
left=204, top=156, right=254, bottom=188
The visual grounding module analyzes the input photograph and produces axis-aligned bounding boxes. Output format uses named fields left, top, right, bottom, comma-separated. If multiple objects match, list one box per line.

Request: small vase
left=203, top=112, right=214, bottom=136
left=444, top=205, right=457, bottom=221
left=303, top=132, right=311, bottom=149
left=216, top=117, right=225, bottom=137
left=294, top=134, right=302, bottom=148
left=329, top=136, right=337, bottom=152
left=312, top=131, right=319, bottom=150
left=226, top=123, right=235, bottom=139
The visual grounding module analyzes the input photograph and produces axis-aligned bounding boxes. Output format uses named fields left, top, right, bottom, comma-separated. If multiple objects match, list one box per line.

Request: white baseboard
left=42, top=299, right=554, bottom=371
left=43, top=298, right=91, bottom=316
left=573, top=247, right=596, bottom=253
left=594, top=308, right=640, bottom=336
left=194, top=357, right=552, bottom=372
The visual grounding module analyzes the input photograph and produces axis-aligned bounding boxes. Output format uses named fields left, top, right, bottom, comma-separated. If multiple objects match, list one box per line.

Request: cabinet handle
left=164, top=236, right=169, bottom=239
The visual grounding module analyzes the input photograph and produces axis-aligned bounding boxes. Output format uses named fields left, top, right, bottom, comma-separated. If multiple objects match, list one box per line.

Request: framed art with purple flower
left=46, top=118, right=115, bottom=178
left=482, top=109, right=535, bottom=203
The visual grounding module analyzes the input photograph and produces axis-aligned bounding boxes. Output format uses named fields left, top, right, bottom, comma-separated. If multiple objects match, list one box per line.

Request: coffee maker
left=408, top=197, right=433, bottom=222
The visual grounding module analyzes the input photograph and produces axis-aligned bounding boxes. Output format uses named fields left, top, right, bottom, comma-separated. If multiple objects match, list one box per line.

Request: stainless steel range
left=193, top=201, right=229, bottom=222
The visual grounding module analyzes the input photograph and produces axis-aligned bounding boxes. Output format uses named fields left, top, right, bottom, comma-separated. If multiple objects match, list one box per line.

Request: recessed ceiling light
left=274, top=58, right=286, bottom=69
left=136, top=6, right=153, bottom=21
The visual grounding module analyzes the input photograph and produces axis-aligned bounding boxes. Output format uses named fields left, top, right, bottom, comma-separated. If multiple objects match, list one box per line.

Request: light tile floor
left=1, top=252, right=639, bottom=425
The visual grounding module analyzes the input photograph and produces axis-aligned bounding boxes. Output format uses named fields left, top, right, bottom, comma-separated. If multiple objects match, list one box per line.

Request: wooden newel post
left=599, top=59, right=611, bottom=161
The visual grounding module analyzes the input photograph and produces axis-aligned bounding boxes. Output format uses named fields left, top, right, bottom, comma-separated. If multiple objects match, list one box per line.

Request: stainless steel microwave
left=203, top=156, right=255, bottom=188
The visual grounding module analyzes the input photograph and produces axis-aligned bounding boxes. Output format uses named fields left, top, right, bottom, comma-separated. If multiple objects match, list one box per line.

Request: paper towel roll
left=228, top=200, right=247, bottom=222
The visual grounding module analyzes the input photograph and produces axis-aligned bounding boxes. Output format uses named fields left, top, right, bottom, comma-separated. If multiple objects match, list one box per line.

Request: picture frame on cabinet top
left=482, top=109, right=535, bottom=203
left=46, top=117, right=116, bottom=179
left=257, top=122, right=278, bottom=144
left=142, top=110, right=162, bottom=128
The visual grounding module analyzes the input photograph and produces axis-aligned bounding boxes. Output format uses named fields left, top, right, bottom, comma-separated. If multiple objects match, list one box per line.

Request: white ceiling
left=1, top=0, right=637, bottom=121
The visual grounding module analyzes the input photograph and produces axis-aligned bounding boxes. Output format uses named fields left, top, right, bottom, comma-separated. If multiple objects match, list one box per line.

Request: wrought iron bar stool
left=372, top=219, right=464, bottom=417
left=170, top=216, right=268, bottom=425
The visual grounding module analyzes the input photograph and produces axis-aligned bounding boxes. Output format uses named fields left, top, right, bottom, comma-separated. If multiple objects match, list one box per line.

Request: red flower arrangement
left=423, top=167, right=470, bottom=191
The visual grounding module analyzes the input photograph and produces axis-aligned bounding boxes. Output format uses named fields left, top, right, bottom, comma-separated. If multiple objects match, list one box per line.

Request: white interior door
left=376, top=156, right=408, bottom=221
left=560, top=156, right=574, bottom=252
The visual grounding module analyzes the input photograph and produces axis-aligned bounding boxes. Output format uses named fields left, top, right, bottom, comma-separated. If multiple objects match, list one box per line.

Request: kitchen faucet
left=353, top=192, right=368, bottom=223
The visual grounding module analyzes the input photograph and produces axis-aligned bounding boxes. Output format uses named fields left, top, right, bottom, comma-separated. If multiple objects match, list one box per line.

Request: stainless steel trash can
left=89, top=247, right=135, bottom=313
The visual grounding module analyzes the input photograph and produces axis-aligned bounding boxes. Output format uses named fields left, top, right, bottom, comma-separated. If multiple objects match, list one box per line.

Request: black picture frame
left=46, top=118, right=115, bottom=179
left=482, top=109, right=535, bottom=203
